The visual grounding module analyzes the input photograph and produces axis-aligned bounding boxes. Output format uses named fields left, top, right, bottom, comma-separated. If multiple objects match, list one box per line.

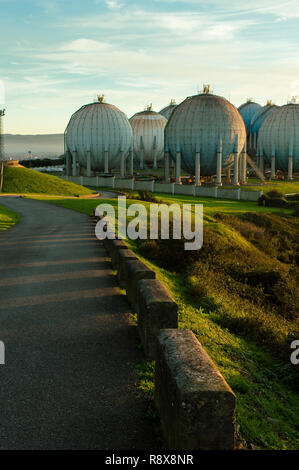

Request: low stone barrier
left=123, top=259, right=156, bottom=311
left=59, top=175, right=263, bottom=201
left=137, top=279, right=178, bottom=360
left=116, top=249, right=138, bottom=287
left=155, top=329, right=236, bottom=450
left=103, top=238, right=127, bottom=258
left=94, top=219, right=236, bottom=450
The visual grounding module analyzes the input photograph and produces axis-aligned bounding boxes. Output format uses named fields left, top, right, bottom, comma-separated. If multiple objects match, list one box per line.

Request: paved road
left=0, top=197, right=158, bottom=450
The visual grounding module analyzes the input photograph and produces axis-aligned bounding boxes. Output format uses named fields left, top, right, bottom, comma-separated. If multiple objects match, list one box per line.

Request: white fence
left=61, top=175, right=263, bottom=201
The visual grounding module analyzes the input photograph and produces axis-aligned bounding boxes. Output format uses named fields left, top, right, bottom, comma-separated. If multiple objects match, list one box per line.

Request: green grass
left=0, top=204, right=20, bottom=231
left=2, top=166, right=95, bottom=196
left=230, top=179, right=299, bottom=194
left=31, top=192, right=299, bottom=450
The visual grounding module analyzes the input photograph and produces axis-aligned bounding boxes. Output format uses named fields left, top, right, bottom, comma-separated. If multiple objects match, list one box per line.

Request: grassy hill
left=2, top=166, right=95, bottom=196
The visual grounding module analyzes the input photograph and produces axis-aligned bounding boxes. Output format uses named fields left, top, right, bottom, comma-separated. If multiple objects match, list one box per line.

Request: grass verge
left=0, top=204, right=20, bottom=231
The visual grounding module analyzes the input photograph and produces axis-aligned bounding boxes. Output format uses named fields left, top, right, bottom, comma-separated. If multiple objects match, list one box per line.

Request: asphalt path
left=0, top=197, right=158, bottom=450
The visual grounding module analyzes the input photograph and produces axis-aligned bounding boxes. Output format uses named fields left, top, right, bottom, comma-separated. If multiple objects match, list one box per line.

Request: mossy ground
left=32, top=190, right=299, bottom=450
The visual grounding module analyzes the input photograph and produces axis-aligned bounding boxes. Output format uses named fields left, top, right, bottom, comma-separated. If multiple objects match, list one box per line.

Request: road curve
left=0, top=197, right=157, bottom=450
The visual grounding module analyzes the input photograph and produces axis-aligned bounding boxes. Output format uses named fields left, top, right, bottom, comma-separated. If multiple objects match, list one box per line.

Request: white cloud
left=105, top=0, right=123, bottom=9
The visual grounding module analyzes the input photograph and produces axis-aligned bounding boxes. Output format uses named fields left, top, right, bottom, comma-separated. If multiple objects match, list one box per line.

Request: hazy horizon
left=1, top=0, right=299, bottom=134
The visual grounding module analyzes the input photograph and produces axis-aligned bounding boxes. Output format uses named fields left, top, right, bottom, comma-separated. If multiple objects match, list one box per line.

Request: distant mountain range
left=3, top=134, right=64, bottom=159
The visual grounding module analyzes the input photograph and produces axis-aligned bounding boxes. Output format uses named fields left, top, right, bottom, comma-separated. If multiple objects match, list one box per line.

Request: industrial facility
left=61, top=88, right=298, bottom=185
left=129, top=105, right=167, bottom=170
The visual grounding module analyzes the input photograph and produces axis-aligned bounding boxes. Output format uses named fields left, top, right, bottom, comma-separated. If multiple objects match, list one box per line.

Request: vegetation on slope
left=33, top=192, right=299, bottom=450
left=0, top=204, right=20, bottom=231
left=2, top=166, right=95, bottom=196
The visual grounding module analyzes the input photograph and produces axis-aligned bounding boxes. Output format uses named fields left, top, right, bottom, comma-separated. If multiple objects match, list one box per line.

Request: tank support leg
left=271, top=155, right=275, bottom=179
left=104, top=150, right=109, bottom=174
left=241, top=146, right=247, bottom=184
left=288, top=155, right=293, bottom=180
left=259, top=156, right=264, bottom=175
left=120, top=150, right=125, bottom=177
left=234, top=153, right=239, bottom=186
left=65, top=151, right=71, bottom=177
left=153, top=136, right=157, bottom=169
left=176, top=151, right=181, bottom=184
left=72, top=150, right=77, bottom=177
left=195, top=152, right=201, bottom=185
left=216, top=141, right=222, bottom=186
left=164, top=150, right=170, bottom=181
left=86, top=150, right=91, bottom=177
left=129, top=147, right=134, bottom=176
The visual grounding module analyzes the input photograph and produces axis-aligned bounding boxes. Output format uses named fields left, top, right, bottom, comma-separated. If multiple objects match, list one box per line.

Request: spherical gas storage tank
left=250, top=101, right=278, bottom=135
left=65, top=97, right=132, bottom=171
left=129, top=106, right=167, bottom=167
left=165, top=92, right=247, bottom=176
left=258, top=103, right=299, bottom=172
left=238, top=99, right=262, bottom=133
left=159, top=99, right=177, bottom=120
left=248, top=101, right=278, bottom=154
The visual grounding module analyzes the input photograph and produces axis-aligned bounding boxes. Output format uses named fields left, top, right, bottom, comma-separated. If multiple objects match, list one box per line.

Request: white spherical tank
left=159, top=100, right=177, bottom=120
left=247, top=101, right=278, bottom=155
left=165, top=92, right=247, bottom=176
left=258, top=103, right=299, bottom=172
left=238, top=100, right=262, bottom=133
left=129, top=108, right=167, bottom=167
left=65, top=99, right=132, bottom=172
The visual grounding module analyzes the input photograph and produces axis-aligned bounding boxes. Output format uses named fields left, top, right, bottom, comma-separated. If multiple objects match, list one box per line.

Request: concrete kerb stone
left=105, top=238, right=127, bottom=258
left=155, top=329, right=236, bottom=450
left=123, top=259, right=156, bottom=311
left=137, top=279, right=178, bottom=360
left=116, top=249, right=139, bottom=287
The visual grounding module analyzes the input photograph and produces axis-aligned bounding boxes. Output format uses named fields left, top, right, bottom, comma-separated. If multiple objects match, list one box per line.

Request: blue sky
left=1, top=0, right=299, bottom=134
